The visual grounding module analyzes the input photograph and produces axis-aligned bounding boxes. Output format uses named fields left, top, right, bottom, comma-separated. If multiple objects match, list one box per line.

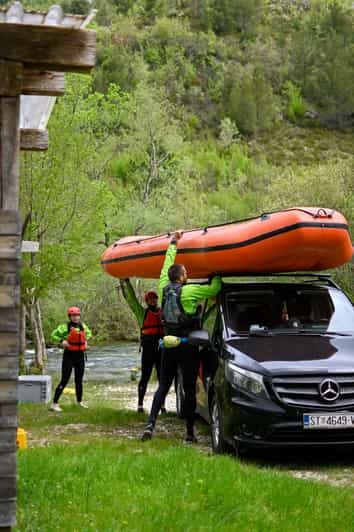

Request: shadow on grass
left=242, top=446, right=354, bottom=472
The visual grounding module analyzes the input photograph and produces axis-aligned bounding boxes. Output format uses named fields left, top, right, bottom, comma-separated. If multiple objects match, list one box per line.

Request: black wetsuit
left=53, top=349, right=85, bottom=403
left=138, top=336, right=162, bottom=406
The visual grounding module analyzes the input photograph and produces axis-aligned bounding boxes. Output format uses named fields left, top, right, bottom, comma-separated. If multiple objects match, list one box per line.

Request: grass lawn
left=16, top=382, right=354, bottom=531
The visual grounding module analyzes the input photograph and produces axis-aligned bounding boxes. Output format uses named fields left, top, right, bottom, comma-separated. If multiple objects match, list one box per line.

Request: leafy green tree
left=20, top=76, right=126, bottom=367
left=212, top=0, right=265, bottom=36
left=227, top=67, right=279, bottom=134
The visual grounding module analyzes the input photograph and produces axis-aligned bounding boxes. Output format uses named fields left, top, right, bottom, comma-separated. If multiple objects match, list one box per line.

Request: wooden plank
left=0, top=211, right=21, bottom=236
left=20, top=128, right=48, bottom=151
left=0, top=308, right=19, bottom=330
left=0, top=271, right=17, bottom=285
left=0, top=356, right=18, bottom=379
left=0, top=452, right=16, bottom=476
left=0, top=334, right=20, bottom=356
left=0, top=97, right=20, bottom=211
left=0, top=236, right=21, bottom=260
left=0, top=61, right=23, bottom=97
left=22, top=69, right=65, bottom=96
left=0, top=476, right=16, bottom=499
left=0, top=286, right=20, bottom=309
left=0, top=23, right=96, bottom=73
left=0, top=259, right=20, bottom=274
left=0, top=382, right=17, bottom=404
left=0, top=428, right=16, bottom=453
left=0, top=500, right=16, bottom=528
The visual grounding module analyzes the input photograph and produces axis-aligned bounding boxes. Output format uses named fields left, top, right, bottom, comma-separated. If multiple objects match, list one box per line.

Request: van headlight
left=225, top=363, right=269, bottom=398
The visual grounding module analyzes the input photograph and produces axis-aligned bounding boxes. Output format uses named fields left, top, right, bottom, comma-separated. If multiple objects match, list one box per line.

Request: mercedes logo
left=319, top=378, right=340, bottom=402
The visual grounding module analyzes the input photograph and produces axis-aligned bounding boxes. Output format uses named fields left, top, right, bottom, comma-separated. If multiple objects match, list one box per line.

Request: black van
left=180, top=275, right=354, bottom=455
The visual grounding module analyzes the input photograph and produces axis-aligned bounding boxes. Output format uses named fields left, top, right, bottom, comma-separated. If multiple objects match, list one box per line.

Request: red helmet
left=67, top=306, right=81, bottom=316
left=144, top=290, right=158, bottom=303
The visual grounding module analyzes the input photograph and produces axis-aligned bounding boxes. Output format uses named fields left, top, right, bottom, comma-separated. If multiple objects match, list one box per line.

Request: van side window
left=202, top=302, right=217, bottom=337
left=202, top=302, right=222, bottom=348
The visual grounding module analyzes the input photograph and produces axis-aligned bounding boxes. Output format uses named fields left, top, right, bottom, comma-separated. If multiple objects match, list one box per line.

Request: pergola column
left=0, top=61, right=22, bottom=530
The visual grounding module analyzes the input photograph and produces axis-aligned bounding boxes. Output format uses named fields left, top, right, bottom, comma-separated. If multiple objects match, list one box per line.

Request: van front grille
left=272, top=374, right=354, bottom=409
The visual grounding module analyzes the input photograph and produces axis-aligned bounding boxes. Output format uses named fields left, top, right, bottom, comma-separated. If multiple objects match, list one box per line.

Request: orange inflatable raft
left=101, top=208, right=353, bottom=279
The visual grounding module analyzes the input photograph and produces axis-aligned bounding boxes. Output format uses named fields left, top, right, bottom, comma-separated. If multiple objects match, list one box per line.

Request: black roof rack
left=221, top=272, right=340, bottom=289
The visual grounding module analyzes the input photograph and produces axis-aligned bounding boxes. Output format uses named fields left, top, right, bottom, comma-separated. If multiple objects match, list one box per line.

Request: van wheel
left=175, top=366, right=185, bottom=419
left=210, top=395, right=230, bottom=454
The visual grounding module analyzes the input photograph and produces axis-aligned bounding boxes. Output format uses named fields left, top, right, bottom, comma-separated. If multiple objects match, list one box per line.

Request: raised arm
left=181, top=277, right=222, bottom=314
left=158, top=241, right=178, bottom=301
left=119, top=278, right=145, bottom=327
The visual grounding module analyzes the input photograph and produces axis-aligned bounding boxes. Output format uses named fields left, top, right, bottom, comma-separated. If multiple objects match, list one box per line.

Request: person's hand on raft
left=171, top=230, right=183, bottom=244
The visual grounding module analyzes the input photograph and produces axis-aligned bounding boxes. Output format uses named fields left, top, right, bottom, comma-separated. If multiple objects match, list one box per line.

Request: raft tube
left=101, top=208, right=353, bottom=279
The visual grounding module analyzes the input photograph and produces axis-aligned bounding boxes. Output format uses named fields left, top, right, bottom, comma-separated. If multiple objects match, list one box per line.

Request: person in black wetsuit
left=142, top=232, right=222, bottom=443
left=50, top=306, right=92, bottom=412
left=120, top=279, right=166, bottom=413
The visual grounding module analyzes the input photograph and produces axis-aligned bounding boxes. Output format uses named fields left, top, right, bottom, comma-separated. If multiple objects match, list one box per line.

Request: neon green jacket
left=119, top=279, right=145, bottom=327
left=158, top=243, right=222, bottom=314
left=51, top=323, right=92, bottom=344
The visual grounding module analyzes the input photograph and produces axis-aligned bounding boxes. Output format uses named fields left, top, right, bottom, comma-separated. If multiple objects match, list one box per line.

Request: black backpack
left=161, top=283, right=197, bottom=335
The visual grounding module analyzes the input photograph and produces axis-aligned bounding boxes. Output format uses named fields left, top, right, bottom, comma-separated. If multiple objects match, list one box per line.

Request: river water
left=25, top=343, right=140, bottom=383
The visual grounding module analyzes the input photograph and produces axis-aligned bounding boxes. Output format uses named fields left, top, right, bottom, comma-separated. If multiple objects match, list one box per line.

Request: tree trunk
left=19, top=304, right=27, bottom=374
left=26, top=296, right=46, bottom=373
left=35, top=298, right=47, bottom=363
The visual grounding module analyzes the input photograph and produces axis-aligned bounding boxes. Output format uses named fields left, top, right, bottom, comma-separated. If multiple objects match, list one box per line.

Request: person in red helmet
left=50, top=306, right=92, bottom=412
left=120, top=279, right=166, bottom=413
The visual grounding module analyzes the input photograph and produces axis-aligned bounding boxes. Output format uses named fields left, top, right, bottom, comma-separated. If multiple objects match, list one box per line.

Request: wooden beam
left=22, top=69, right=65, bottom=96
left=0, top=211, right=21, bottom=235
left=0, top=357, right=18, bottom=380
left=0, top=383, right=17, bottom=404
left=20, top=129, right=48, bottom=151
left=0, top=23, right=96, bottom=73
left=0, top=98, right=20, bottom=210
left=0, top=61, right=23, bottom=97
left=0, top=58, right=23, bottom=531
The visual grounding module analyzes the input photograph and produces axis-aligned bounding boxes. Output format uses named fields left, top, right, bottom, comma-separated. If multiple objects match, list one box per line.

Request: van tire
left=210, top=395, right=231, bottom=454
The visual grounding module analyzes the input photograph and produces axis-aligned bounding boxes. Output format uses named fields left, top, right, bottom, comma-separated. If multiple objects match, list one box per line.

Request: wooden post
left=0, top=62, right=21, bottom=530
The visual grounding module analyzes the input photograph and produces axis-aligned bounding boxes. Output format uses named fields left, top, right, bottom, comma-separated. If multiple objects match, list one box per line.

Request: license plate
left=303, top=413, right=354, bottom=429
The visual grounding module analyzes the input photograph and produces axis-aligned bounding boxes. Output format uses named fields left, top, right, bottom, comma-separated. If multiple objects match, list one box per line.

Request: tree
left=20, top=76, right=126, bottom=369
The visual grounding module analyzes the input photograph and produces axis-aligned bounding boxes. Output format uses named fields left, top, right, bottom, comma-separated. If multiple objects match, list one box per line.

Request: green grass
left=17, top=383, right=354, bottom=531
left=16, top=441, right=354, bottom=532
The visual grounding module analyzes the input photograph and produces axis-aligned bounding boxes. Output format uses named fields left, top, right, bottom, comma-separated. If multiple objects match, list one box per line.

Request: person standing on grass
left=142, top=232, right=222, bottom=444
left=50, top=306, right=92, bottom=412
left=120, top=279, right=166, bottom=414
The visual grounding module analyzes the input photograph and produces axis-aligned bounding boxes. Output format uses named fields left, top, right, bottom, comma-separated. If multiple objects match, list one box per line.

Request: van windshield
left=224, top=286, right=354, bottom=337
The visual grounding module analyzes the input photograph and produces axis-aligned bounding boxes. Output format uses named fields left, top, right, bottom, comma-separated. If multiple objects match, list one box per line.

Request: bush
left=282, top=81, right=307, bottom=122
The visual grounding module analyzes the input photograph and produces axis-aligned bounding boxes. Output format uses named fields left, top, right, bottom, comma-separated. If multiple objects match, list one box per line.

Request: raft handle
left=314, top=208, right=333, bottom=219
left=260, top=213, right=271, bottom=221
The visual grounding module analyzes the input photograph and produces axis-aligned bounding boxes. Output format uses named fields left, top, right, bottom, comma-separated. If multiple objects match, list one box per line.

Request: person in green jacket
left=120, top=279, right=166, bottom=413
left=50, top=306, right=92, bottom=412
left=142, top=231, right=222, bottom=443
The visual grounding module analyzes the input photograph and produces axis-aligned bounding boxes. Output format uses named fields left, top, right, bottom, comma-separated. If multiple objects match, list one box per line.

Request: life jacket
left=161, top=282, right=199, bottom=336
left=67, top=323, right=86, bottom=351
left=141, top=307, right=163, bottom=338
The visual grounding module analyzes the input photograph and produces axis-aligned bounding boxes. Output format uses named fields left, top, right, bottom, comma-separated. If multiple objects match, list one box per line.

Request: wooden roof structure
left=0, top=3, right=96, bottom=528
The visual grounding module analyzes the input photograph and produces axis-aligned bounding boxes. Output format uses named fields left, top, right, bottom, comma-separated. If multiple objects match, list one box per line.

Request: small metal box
left=18, top=375, right=52, bottom=403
